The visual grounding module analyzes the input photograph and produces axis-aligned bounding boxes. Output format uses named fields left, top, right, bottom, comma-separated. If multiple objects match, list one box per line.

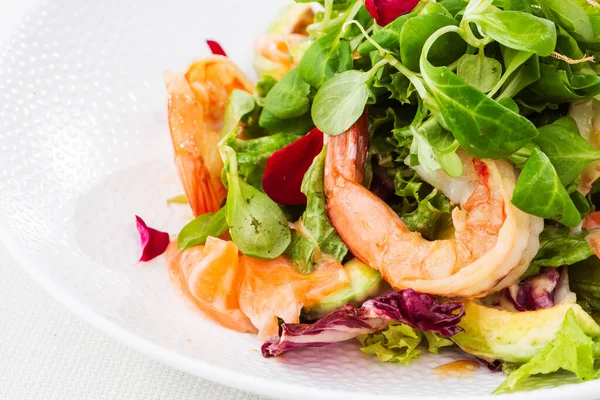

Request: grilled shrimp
left=324, top=114, right=543, bottom=298
left=165, top=57, right=254, bottom=216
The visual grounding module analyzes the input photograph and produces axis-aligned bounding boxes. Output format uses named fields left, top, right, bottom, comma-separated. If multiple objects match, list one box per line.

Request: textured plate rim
left=2, top=2, right=600, bottom=399
left=4, top=212, right=600, bottom=400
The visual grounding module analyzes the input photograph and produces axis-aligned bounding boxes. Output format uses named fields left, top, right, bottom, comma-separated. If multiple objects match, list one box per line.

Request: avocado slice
left=452, top=301, right=600, bottom=363
left=303, top=259, right=383, bottom=320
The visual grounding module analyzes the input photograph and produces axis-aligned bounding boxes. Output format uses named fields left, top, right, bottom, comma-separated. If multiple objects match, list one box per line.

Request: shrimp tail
left=174, top=152, right=225, bottom=216
left=165, top=69, right=229, bottom=216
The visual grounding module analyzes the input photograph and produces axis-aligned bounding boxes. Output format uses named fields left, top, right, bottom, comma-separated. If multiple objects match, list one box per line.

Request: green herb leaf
left=496, top=49, right=539, bottom=100
left=410, top=119, right=463, bottom=178
left=177, top=207, right=228, bottom=251
left=400, top=14, right=466, bottom=72
left=457, top=52, right=502, bottom=93
left=469, top=11, right=556, bottom=56
left=264, top=69, right=311, bottom=119
left=498, top=97, right=519, bottom=114
left=299, top=27, right=353, bottom=89
left=285, top=148, right=348, bottom=274
left=221, top=146, right=291, bottom=259
left=220, top=90, right=256, bottom=139
left=534, top=119, right=600, bottom=185
left=258, top=108, right=315, bottom=135
left=232, top=133, right=301, bottom=190
left=357, top=13, right=416, bottom=55
left=420, top=54, right=538, bottom=158
left=538, top=0, right=594, bottom=43
left=504, top=0, right=532, bottom=13
left=311, top=70, right=369, bottom=136
left=512, top=148, right=581, bottom=227
left=494, top=309, right=597, bottom=393
left=525, top=63, right=600, bottom=104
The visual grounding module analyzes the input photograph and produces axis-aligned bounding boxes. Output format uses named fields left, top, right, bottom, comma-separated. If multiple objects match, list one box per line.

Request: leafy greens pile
left=173, top=0, right=600, bottom=394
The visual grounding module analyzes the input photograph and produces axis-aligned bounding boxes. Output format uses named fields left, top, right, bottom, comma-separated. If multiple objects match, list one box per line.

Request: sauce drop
left=432, top=360, right=480, bottom=380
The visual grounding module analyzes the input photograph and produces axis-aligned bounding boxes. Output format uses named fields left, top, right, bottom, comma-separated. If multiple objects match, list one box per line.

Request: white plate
left=0, top=1, right=598, bottom=398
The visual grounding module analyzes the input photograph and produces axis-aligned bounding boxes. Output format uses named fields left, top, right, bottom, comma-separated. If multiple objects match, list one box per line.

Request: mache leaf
left=177, top=207, right=228, bottom=251
left=535, top=118, right=600, bottom=186
left=511, top=148, right=581, bottom=227
left=469, top=11, right=556, bottom=56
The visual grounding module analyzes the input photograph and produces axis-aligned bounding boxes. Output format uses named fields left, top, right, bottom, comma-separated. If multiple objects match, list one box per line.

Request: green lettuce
left=495, top=309, right=599, bottom=393
left=393, top=169, right=453, bottom=241
left=359, top=324, right=453, bottom=364
left=285, top=148, right=348, bottom=274
left=570, top=256, right=600, bottom=314
left=522, top=226, right=593, bottom=278
left=231, top=134, right=300, bottom=190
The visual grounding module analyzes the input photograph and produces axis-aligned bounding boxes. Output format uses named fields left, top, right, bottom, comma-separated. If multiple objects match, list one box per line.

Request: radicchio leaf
left=365, top=0, right=419, bottom=27
left=262, top=128, right=324, bottom=205
left=361, top=289, right=465, bottom=336
left=262, top=289, right=464, bottom=357
left=135, top=215, right=170, bottom=262
left=206, top=40, right=227, bottom=56
left=500, top=268, right=560, bottom=311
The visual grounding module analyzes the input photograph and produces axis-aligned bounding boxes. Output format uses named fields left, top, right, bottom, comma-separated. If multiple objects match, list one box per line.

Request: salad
left=138, top=0, right=600, bottom=394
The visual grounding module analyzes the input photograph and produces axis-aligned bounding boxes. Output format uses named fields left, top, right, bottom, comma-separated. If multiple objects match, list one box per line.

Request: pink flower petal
left=135, top=215, right=170, bottom=262
left=206, top=40, right=227, bottom=56
left=365, top=0, right=419, bottom=26
left=262, top=128, right=324, bottom=205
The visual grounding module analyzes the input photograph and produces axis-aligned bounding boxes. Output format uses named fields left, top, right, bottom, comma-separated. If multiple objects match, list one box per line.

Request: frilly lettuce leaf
left=495, top=309, right=599, bottom=393
left=359, top=324, right=454, bottom=364
left=522, top=226, right=593, bottom=279
left=285, top=148, right=348, bottom=273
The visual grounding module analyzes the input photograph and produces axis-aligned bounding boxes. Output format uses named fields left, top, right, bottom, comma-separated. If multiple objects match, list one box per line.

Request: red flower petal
left=206, top=40, right=227, bottom=56
left=135, top=215, right=170, bottom=262
left=365, top=0, right=419, bottom=26
left=262, top=128, right=324, bottom=205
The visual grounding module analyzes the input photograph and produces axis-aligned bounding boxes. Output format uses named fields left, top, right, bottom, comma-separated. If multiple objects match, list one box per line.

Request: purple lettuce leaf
left=500, top=268, right=560, bottom=311
left=262, top=289, right=465, bottom=358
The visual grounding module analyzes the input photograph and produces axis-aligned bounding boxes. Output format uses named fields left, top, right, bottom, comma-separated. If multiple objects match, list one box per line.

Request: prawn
left=253, top=34, right=307, bottom=80
left=253, top=4, right=313, bottom=80
left=164, top=57, right=254, bottom=216
left=324, top=113, right=543, bottom=298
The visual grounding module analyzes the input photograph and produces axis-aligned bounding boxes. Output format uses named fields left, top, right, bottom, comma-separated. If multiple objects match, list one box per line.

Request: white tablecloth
left=0, top=3, right=265, bottom=399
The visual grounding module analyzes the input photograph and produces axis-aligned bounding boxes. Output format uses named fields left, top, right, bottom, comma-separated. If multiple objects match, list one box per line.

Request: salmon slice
left=239, top=255, right=350, bottom=340
left=167, top=238, right=256, bottom=333
left=168, top=237, right=350, bottom=339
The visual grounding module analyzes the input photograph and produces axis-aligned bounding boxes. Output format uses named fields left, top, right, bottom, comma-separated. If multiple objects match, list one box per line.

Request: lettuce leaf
left=359, top=324, right=454, bottom=364
left=494, top=309, right=598, bottom=394
left=285, top=148, right=348, bottom=273
left=359, top=324, right=423, bottom=364
left=232, top=134, right=301, bottom=190
left=570, top=256, right=600, bottom=314
left=522, top=226, right=593, bottom=279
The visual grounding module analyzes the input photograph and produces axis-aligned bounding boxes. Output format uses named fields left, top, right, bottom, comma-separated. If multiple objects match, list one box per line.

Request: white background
left=0, top=2, right=264, bottom=399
